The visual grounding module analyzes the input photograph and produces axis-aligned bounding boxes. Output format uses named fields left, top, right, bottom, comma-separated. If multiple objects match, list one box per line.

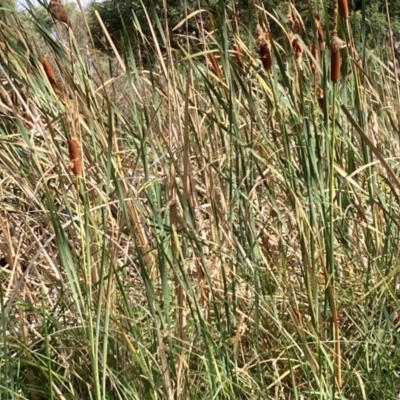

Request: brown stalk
left=68, top=137, right=81, bottom=175
left=42, top=57, right=58, bottom=92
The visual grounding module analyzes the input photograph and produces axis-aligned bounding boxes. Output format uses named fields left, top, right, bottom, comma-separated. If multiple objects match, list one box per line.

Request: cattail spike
left=207, top=52, right=222, bottom=79
left=255, top=25, right=272, bottom=71
left=232, top=44, right=243, bottom=69
left=288, top=31, right=303, bottom=67
left=48, top=0, right=71, bottom=30
left=316, top=87, right=324, bottom=108
left=42, top=57, right=58, bottom=92
left=338, top=0, right=349, bottom=19
left=68, top=137, right=81, bottom=176
left=315, top=14, right=325, bottom=52
left=331, top=34, right=345, bottom=83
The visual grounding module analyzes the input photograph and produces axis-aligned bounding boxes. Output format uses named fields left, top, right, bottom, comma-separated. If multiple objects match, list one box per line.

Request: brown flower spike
left=287, top=4, right=302, bottom=34
left=316, top=87, right=324, bottom=108
left=42, top=57, right=58, bottom=92
left=331, top=33, right=341, bottom=83
left=338, top=0, right=349, bottom=19
left=68, top=138, right=81, bottom=175
left=331, top=34, right=345, bottom=83
left=232, top=44, right=243, bottom=70
left=255, top=25, right=272, bottom=71
left=288, top=31, right=303, bottom=67
left=315, top=14, right=324, bottom=51
left=48, top=0, right=71, bottom=29
left=207, top=52, right=222, bottom=79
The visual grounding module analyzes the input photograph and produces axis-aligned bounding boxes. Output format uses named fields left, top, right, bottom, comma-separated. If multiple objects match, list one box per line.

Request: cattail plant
left=48, top=0, right=71, bottom=29
left=68, top=137, right=81, bottom=175
left=207, top=52, right=222, bottom=79
left=315, top=14, right=324, bottom=51
left=338, top=0, right=349, bottom=19
left=42, top=57, right=58, bottom=92
left=255, top=25, right=272, bottom=71
left=232, top=43, right=243, bottom=70
left=287, top=3, right=302, bottom=34
left=316, top=87, right=324, bottom=108
left=288, top=31, right=303, bottom=67
left=331, top=34, right=344, bottom=83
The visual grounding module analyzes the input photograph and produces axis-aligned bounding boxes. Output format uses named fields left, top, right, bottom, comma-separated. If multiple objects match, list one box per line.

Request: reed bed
left=1, top=1, right=400, bottom=399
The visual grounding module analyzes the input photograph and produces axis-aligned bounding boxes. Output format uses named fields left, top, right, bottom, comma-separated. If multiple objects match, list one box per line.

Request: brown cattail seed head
left=316, top=87, right=324, bottom=108
left=330, top=34, right=344, bottom=83
left=68, top=138, right=81, bottom=175
left=207, top=52, right=222, bottom=79
left=255, top=25, right=272, bottom=71
left=288, top=31, right=303, bottom=67
left=42, top=57, right=58, bottom=92
left=315, top=14, right=324, bottom=51
left=232, top=43, right=243, bottom=69
left=338, top=0, right=349, bottom=19
left=48, top=0, right=71, bottom=29
left=287, top=4, right=302, bottom=34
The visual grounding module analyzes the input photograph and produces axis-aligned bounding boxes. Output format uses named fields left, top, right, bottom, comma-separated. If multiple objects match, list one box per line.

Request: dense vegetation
left=87, top=0, right=400, bottom=50
left=2, top=0, right=400, bottom=399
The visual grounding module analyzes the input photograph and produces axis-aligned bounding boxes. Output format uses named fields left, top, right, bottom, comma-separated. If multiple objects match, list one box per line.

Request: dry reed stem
left=338, top=0, right=349, bottom=19
left=233, top=43, right=244, bottom=69
left=255, top=25, right=272, bottom=71
left=120, top=182, right=156, bottom=279
left=42, top=57, right=59, bottom=92
left=0, top=82, right=13, bottom=110
left=311, top=42, right=318, bottom=75
left=68, top=137, right=81, bottom=175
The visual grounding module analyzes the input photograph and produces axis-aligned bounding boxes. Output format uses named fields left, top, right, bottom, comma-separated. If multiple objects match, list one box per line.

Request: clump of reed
left=2, top=2, right=400, bottom=400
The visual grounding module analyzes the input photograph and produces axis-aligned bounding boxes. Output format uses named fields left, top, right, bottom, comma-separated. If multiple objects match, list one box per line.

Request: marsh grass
left=1, top=1, right=400, bottom=399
